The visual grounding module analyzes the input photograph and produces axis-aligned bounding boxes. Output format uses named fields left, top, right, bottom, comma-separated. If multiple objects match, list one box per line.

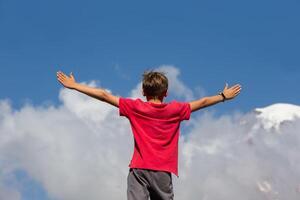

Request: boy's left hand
left=223, top=83, right=242, bottom=100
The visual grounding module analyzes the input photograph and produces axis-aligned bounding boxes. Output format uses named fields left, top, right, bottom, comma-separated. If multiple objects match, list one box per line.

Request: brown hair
left=142, top=71, right=168, bottom=98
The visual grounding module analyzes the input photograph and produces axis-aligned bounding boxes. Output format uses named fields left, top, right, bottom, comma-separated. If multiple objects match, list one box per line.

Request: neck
left=148, top=99, right=163, bottom=104
left=147, top=96, right=164, bottom=104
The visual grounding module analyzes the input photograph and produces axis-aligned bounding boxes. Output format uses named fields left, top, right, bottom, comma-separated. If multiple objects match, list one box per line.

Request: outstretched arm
left=57, top=71, right=119, bottom=107
left=189, top=83, right=241, bottom=112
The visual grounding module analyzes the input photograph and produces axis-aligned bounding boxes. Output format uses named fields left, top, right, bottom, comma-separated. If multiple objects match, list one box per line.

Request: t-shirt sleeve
left=119, top=97, right=134, bottom=117
left=179, top=102, right=191, bottom=121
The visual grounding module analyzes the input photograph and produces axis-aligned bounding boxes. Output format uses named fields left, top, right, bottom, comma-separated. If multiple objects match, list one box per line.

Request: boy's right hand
left=57, top=71, right=76, bottom=89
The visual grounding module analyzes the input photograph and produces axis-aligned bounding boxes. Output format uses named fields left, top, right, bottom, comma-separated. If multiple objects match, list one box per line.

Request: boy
left=57, top=70, right=241, bottom=200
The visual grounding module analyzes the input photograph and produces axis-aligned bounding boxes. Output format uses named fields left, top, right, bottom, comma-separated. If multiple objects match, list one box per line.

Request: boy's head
left=142, top=71, right=168, bottom=100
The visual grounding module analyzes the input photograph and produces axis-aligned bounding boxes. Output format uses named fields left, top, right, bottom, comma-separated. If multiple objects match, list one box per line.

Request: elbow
left=196, top=97, right=211, bottom=110
left=191, top=97, right=208, bottom=112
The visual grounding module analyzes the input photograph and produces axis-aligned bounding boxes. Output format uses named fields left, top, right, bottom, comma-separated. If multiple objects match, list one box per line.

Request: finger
left=57, top=75, right=66, bottom=81
left=233, top=89, right=241, bottom=95
left=57, top=79, right=63, bottom=85
left=234, top=86, right=241, bottom=92
left=224, top=83, right=228, bottom=90
left=70, top=72, right=74, bottom=79
left=57, top=74, right=64, bottom=79
left=231, top=84, right=241, bottom=90
left=57, top=72, right=66, bottom=79
left=57, top=71, right=66, bottom=78
left=57, top=74, right=65, bottom=81
left=235, top=91, right=241, bottom=96
left=58, top=71, right=67, bottom=78
left=57, top=77, right=65, bottom=83
left=232, top=87, right=241, bottom=93
left=235, top=89, right=241, bottom=95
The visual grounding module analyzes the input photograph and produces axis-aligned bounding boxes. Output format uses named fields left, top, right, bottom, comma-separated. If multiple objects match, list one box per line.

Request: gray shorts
left=127, top=168, right=174, bottom=200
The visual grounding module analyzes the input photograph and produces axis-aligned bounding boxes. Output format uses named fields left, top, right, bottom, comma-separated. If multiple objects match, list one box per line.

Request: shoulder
left=169, top=100, right=189, bottom=107
left=119, top=98, right=144, bottom=116
left=169, top=100, right=191, bottom=113
left=169, top=100, right=191, bottom=120
left=119, top=97, right=144, bottom=106
left=120, top=97, right=143, bottom=102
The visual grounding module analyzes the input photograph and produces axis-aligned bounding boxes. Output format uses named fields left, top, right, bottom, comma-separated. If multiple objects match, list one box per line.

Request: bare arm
left=57, top=71, right=119, bottom=107
left=189, top=83, right=242, bottom=112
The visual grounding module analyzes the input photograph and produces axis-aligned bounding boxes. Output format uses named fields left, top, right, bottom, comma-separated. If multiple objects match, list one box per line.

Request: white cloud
left=0, top=186, right=20, bottom=200
left=0, top=89, right=132, bottom=200
left=156, top=65, right=194, bottom=101
left=0, top=66, right=300, bottom=200
left=129, top=82, right=144, bottom=100
left=175, top=112, right=300, bottom=200
left=0, top=172, right=21, bottom=200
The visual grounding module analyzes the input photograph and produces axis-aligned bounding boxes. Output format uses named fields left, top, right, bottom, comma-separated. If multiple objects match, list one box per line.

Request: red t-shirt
left=119, top=98, right=191, bottom=176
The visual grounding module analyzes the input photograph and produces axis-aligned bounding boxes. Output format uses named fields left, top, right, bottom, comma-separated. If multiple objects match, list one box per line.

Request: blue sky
left=0, top=1, right=300, bottom=199
left=1, top=0, right=299, bottom=111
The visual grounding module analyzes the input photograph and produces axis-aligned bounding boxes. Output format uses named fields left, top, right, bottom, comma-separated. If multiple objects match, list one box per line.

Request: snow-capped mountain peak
left=254, top=103, right=300, bottom=131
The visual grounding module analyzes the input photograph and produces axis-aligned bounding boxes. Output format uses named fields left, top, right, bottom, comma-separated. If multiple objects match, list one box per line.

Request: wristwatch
left=219, top=92, right=226, bottom=102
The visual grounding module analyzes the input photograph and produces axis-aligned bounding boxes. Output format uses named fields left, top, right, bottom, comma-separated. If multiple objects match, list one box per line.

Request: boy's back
left=119, top=98, right=191, bottom=176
